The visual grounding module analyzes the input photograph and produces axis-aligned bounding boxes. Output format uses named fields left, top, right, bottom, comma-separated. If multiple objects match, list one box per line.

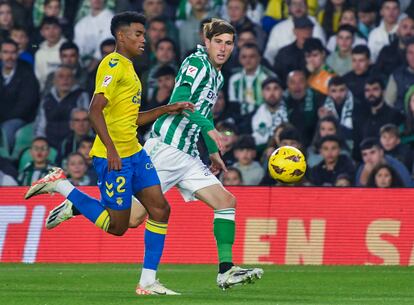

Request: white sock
left=139, top=268, right=156, bottom=287
left=55, top=180, right=75, bottom=197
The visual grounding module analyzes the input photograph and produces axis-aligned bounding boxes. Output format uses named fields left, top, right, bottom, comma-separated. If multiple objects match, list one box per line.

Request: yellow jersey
left=89, top=52, right=143, bottom=159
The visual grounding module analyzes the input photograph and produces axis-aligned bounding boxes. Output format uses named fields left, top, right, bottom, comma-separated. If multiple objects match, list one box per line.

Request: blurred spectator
left=228, top=43, right=276, bottom=115
left=97, top=37, right=115, bottom=59
left=142, top=0, right=178, bottom=43
left=317, top=0, right=350, bottom=38
left=278, top=124, right=303, bottom=149
left=264, top=0, right=325, bottom=67
left=221, top=0, right=265, bottom=25
left=225, top=26, right=272, bottom=71
left=177, top=0, right=213, bottom=59
left=385, top=39, right=414, bottom=111
left=142, top=65, right=175, bottom=111
left=44, top=41, right=89, bottom=96
left=134, top=16, right=168, bottom=73
left=366, top=163, right=404, bottom=187
left=334, top=173, right=352, bottom=186
left=65, top=152, right=95, bottom=186
left=0, top=39, right=40, bottom=151
left=233, top=134, right=264, bottom=185
left=58, top=107, right=92, bottom=165
left=0, top=1, right=14, bottom=42
left=34, top=64, right=89, bottom=149
left=368, top=0, right=400, bottom=62
left=226, top=0, right=267, bottom=51
left=76, top=135, right=97, bottom=181
left=284, top=70, right=323, bottom=147
left=355, top=137, right=412, bottom=187
left=212, top=90, right=239, bottom=123
left=319, top=76, right=360, bottom=151
left=326, top=25, right=355, bottom=75
left=74, top=0, right=113, bottom=68
left=86, top=37, right=115, bottom=96
left=220, top=167, right=243, bottom=186
left=402, top=85, right=414, bottom=146
left=34, top=16, right=67, bottom=90
left=73, top=0, right=115, bottom=24
left=142, top=38, right=178, bottom=102
left=10, top=26, right=34, bottom=66
left=379, top=123, right=412, bottom=171
left=32, top=0, right=72, bottom=44
left=0, top=170, right=17, bottom=186
left=216, top=121, right=239, bottom=166
left=273, top=16, right=312, bottom=86
left=307, top=115, right=350, bottom=167
left=18, top=137, right=54, bottom=186
left=261, top=122, right=296, bottom=163
left=33, top=0, right=64, bottom=28
left=304, top=37, right=334, bottom=95
left=343, top=45, right=373, bottom=102
left=140, top=65, right=176, bottom=138
left=357, top=1, right=377, bottom=40
left=326, top=8, right=368, bottom=52
left=309, top=135, right=355, bottom=186
left=361, top=76, right=404, bottom=139
left=375, top=16, right=414, bottom=78
left=251, top=77, right=288, bottom=151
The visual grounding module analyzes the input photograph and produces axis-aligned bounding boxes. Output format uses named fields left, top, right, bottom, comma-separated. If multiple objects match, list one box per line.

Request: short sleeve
left=94, top=60, right=120, bottom=102
left=177, top=57, right=206, bottom=88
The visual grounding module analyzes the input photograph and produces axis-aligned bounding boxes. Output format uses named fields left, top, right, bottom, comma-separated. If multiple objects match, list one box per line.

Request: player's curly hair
left=110, top=11, right=146, bottom=37
left=203, top=18, right=235, bottom=41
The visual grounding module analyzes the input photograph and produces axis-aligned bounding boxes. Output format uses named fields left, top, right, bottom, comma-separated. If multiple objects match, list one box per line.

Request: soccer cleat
left=45, top=199, right=74, bottom=229
left=24, top=167, right=67, bottom=199
left=135, top=280, right=181, bottom=295
left=216, top=266, right=264, bottom=290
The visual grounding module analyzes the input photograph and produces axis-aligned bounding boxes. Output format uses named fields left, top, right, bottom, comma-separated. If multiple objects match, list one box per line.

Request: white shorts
left=143, top=137, right=221, bottom=201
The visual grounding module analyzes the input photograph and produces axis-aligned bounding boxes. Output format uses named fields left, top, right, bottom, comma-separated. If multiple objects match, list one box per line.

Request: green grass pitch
left=0, top=264, right=413, bottom=305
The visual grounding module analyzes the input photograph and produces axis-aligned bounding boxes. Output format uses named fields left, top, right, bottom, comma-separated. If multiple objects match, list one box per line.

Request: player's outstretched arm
left=137, top=102, right=194, bottom=126
left=89, top=93, right=121, bottom=171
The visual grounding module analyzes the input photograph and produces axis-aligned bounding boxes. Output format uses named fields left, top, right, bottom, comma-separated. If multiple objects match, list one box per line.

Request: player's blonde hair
left=203, top=18, right=235, bottom=41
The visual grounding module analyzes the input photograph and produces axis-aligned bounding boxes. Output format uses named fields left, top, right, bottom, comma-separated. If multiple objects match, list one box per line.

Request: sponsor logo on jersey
left=186, top=65, right=198, bottom=78
left=132, top=89, right=142, bottom=104
left=206, top=90, right=217, bottom=102
left=102, top=75, right=112, bottom=87
left=109, top=58, right=119, bottom=68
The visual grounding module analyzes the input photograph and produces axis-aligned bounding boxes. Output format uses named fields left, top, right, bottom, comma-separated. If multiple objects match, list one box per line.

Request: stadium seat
left=11, top=123, right=34, bottom=160
left=18, top=147, right=58, bottom=171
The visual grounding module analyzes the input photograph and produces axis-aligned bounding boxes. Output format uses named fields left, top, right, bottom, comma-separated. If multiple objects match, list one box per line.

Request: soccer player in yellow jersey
left=24, top=12, right=193, bottom=295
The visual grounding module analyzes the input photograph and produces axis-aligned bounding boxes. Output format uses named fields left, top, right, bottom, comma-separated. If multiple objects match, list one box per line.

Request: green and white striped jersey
left=151, top=45, right=223, bottom=157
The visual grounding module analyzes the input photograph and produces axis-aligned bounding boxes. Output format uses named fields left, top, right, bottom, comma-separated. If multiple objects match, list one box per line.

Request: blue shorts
left=93, top=149, right=160, bottom=210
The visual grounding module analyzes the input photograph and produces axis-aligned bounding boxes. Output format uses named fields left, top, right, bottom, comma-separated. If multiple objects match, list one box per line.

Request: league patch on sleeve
left=102, top=75, right=113, bottom=87
left=186, top=65, right=198, bottom=78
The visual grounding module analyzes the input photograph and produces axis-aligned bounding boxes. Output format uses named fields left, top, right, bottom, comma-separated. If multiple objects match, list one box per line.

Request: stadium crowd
left=1, top=0, right=414, bottom=188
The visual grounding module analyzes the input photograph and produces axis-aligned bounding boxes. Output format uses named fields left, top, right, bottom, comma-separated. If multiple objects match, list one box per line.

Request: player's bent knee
left=228, top=193, right=237, bottom=209
left=129, top=215, right=146, bottom=228
left=218, top=192, right=236, bottom=209
left=148, top=201, right=170, bottom=222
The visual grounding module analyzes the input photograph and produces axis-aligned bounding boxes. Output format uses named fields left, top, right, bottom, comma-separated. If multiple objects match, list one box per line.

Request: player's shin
left=214, top=208, right=236, bottom=273
left=67, top=188, right=110, bottom=231
left=139, top=219, right=168, bottom=287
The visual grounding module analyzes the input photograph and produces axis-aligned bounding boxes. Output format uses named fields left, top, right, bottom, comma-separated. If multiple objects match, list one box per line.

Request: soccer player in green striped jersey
left=139, top=18, right=263, bottom=290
